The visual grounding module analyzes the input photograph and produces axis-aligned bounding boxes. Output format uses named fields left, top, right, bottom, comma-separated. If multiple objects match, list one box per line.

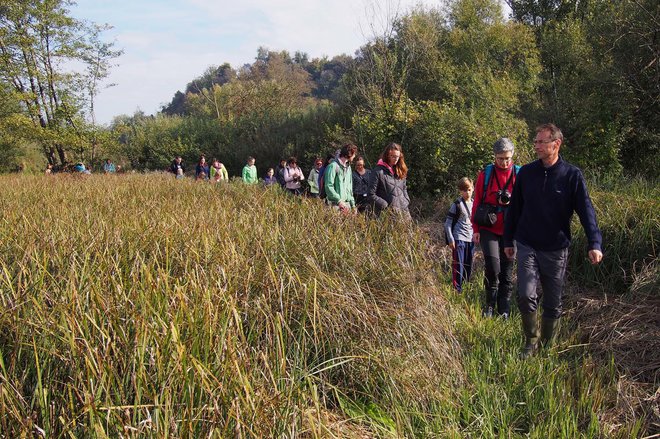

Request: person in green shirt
left=324, top=143, right=358, bottom=213
left=242, top=156, right=258, bottom=184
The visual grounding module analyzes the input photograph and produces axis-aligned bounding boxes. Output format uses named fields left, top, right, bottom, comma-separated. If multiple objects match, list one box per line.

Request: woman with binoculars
left=472, top=138, right=520, bottom=319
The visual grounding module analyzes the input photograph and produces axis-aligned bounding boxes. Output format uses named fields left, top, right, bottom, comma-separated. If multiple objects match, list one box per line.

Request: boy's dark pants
left=481, top=229, right=513, bottom=315
left=452, top=240, right=474, bottom=292
left=516, top=242, right=569, bottom=319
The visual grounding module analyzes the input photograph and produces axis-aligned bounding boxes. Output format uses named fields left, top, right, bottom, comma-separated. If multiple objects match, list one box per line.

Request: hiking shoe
left=500, top=312, right=510, bottom=320
left=483, top=306, right=494, bottom=318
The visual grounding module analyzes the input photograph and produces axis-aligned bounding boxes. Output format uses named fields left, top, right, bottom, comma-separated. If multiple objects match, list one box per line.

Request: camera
left=496, top=189, right=511, bottom=205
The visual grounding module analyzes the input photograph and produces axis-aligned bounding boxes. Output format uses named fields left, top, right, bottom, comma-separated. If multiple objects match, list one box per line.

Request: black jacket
left=352, top=169, right=372, bottom=198
left=504, top=157, right=602, bottom=251
left=368, top=164, right=410, bottom=215
left=170, top=160, right=185, bottom=174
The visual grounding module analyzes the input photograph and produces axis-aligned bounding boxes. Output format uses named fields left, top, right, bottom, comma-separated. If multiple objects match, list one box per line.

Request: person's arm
left=367, top=169, right=388, bottom=210
left=471, top=170, right=484, bottom=244
left=503, top=169, right=523, bottom=259
left=324, top=163, right=341, bottom=204
left=444, top=202, right=458, bottom=248
left=242, top=166, right=248, bottom=181
left=221, top=166, right=228, bottom=180
left=572, top=170, right=603, bottom=264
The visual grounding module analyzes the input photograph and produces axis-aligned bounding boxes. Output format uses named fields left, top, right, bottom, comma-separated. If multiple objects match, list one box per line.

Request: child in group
left=242, top=156, right=258, bottom=184
left=444, top=177, right=475, bottom=292
left=263, top=168, right=277, bottom=186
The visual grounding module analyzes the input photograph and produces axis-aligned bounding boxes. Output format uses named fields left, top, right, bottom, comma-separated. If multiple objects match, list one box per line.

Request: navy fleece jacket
left=504, top=157, right=602, bottom=252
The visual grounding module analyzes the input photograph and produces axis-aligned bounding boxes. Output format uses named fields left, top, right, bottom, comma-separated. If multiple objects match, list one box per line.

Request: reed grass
left=0, top=174, right=652, bottom=437
left=568, top=180, right=658, bottom=294
left=0, top=174, right=460, bottom=436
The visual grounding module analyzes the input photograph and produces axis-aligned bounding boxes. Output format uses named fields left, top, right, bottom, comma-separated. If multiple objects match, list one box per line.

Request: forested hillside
left=1, top=0, right=657, bottom=192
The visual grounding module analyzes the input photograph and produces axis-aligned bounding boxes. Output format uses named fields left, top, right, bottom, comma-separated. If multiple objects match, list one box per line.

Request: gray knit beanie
left=493, top=137, right=515, bottom=154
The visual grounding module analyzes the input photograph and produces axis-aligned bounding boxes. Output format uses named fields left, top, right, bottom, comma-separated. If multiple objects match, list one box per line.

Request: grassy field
left=0, top=174, right=655, bottom=437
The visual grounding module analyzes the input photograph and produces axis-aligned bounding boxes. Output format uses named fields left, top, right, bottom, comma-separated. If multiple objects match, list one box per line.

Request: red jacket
left=472, top=164, right=517, bottom=236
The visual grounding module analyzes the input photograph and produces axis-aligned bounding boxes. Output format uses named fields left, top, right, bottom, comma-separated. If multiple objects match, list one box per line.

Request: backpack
left=482, top=163, right=521, bottom=194
left=445, top=199, right=470, bottom=245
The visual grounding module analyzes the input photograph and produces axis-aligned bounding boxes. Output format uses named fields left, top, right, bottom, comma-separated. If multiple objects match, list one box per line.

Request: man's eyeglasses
left=533, top=139, right=556, bottom=145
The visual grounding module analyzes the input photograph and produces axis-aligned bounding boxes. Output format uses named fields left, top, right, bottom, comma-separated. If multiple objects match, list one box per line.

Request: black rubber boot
left=520, top=312, right=539, bottom=359
left=540, top=317, right=561, bottom=348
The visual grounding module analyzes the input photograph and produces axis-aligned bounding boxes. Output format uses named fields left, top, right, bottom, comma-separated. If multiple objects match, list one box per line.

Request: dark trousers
left=355, top=193, right=369, bottom=213
left=452, top=240, right=474, bottom=292
left=481, top=229, right=513, bottom=314
left=516, top=242, right=569, bottom=319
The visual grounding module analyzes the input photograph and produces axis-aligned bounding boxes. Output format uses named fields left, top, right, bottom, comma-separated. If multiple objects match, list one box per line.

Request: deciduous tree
left=0, top=0, right=120, bottom=165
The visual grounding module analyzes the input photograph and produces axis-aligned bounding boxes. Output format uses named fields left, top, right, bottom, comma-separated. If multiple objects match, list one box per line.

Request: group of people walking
left=444, top=123, right=603, bottom=357
left=169, top=123, right=603, bottom=358
left=171, top=143, right=412, bottom=218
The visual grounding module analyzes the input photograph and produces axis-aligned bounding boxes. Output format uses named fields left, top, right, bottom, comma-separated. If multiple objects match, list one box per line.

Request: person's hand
left=588, top=249, right=603, bottom=265
left=448, top=242, right=456, bottom=250
left=338, top=203, right=350, bottom=213
left=473, top=233, right=480, bottom=245
left=504, top=247, right=516, bottom=260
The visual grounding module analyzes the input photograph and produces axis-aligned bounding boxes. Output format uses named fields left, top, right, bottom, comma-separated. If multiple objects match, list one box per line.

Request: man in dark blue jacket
left=504, top=123, right=603, bottom=358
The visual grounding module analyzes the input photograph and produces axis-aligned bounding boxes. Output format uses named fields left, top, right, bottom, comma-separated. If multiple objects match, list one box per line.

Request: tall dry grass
left=0, top=174, right=461, bottom=436
left=568, top=178, right=658, bottom=294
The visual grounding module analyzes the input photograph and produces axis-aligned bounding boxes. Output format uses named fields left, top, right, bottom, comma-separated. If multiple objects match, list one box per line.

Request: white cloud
left=74, top=0, right=439, bottom=124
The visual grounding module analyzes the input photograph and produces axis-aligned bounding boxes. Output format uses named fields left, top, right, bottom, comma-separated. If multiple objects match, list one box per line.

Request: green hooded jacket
left=324, top=159, right=355, bottom=208
left=242, top=165, right=258, bottom=184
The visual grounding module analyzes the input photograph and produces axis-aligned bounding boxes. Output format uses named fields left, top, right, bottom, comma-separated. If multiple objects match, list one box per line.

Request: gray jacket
left=368, top=164, right=410, bottom=215
left=444, top=197, right=473, bottom=244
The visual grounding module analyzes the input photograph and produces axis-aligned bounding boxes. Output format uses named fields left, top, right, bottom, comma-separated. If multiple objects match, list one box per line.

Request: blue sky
left=71, top=0, right=435, bottom=124
left=71, top=0, right=511, bottom=124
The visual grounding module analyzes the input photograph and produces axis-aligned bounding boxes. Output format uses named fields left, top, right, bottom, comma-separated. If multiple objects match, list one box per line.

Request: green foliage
left=0, top=0, right=120, bottom=165
left=508, top=0, right=658, bottom=178
left=115, top=104, right=346, bottom=176
left=351, top=0, right=538, bottom=193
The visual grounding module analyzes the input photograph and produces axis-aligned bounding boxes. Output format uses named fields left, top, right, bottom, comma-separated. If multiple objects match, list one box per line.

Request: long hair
left=380, top=143, right=408, bottom=179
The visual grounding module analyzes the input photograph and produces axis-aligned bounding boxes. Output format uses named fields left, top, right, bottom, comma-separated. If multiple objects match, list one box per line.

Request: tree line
left=1, top=0, right=657, bottom=195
